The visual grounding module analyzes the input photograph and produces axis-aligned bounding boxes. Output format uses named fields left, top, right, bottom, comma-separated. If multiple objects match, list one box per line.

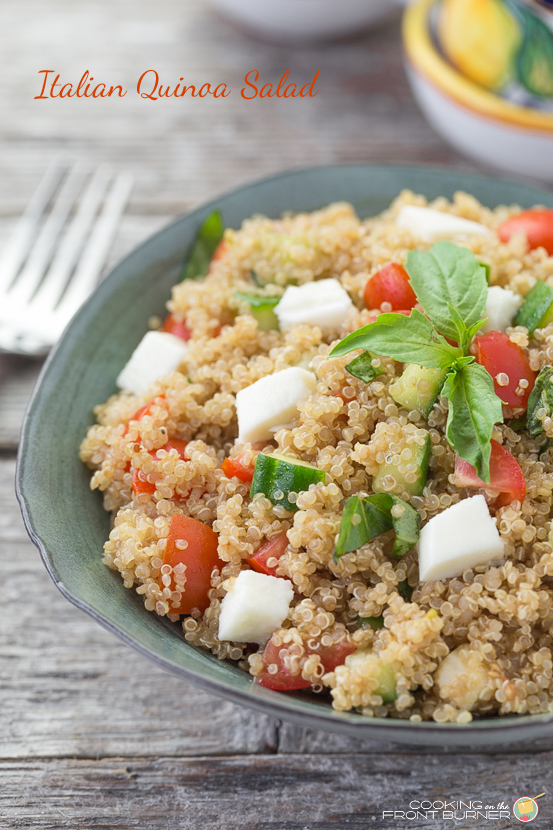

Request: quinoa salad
left=80, top=192, right=553, bottom=724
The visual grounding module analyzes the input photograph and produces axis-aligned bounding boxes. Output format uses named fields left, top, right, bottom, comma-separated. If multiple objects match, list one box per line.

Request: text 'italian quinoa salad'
left=80, top=194, right=553, bottom=723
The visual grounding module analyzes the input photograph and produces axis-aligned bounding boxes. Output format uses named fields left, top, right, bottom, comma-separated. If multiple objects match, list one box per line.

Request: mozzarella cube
left=116, top=331, right=189, bottom=397
left=396, top=205, right=491, bottom=241
left=218, top=570, right=294, bottom=644
left=275, top=278, right=354, bottom=333
left=236, top=366, right=317, bottom=443
left=418, top=495, right=504, bottom=582
left=480, top=286, right=522, bottom=334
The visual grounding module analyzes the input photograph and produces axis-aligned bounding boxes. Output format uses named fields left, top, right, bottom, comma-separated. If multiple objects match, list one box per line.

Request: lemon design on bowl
left=438, top=0, right=522, bottom=90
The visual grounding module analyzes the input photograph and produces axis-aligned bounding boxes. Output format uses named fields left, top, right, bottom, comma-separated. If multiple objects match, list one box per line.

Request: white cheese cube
left=396, top=205, right=491, bottom=241
left=116, top=331, right=189, bottom=397
left=480, top=286, right=522, bottom=334
left=275, top=278, right=354, bottom=333
left=417, top=495, right=504, bottom=582
left=236, top=366, right=317, bottom=443
left=218, top=570, right=294, bottom=644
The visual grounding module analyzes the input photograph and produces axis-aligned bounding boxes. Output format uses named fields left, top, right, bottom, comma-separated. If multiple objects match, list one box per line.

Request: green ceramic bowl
left=17, top=164, right=553, bottom=746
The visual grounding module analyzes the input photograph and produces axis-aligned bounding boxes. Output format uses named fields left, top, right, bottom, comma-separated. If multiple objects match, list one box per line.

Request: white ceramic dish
left=209, top=0, right=393, bottom=42
left=403, top=0, right=553, bottom=181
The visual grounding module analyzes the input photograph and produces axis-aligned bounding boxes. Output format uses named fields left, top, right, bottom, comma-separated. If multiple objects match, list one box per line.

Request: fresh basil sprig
left=442, top=363, right=503, bottom=481
left=330, top=242, right=504, bottom=483
left=331, top=309, right=462, bottom=369
left=182, top=210, right=225, bottom=281
left=405, top=241, right=488, bottom=343
left=335, top=494, right=420, bottom=561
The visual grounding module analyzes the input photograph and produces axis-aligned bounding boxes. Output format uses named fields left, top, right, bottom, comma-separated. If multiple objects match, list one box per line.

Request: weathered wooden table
left=2, top=2, right=552, bottom=827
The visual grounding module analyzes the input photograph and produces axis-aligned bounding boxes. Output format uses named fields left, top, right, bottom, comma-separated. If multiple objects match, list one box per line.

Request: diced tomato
left=211, top=239, right=228, bottom=263
left=498, top=209, right=553, bottom=256
left=364, top=263, right=417, bottom=312
left=257, top=636, right=356, bottom=691
left=246, top=533, right=289, bottom=577
left=453, top=439, right=526, bottom=508
left=162, top=514, right=223, bottom=615
left=221, top=452, right=255, bottom=483
left=123, top=396, right=167, bottom=437
left=132, top=438, right=188, bottom=495
left=162, top=313, right=191, bottom=341
left=474, top=331, right=536, bottom=411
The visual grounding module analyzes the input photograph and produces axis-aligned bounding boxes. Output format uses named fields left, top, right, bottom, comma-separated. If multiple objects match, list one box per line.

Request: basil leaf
left=442, top=362, right=503, bottom=483
left=406, top=242, right=488, bottom=342
left=345, top=351, right=383, bottom=383
left=359, top=615, right=384, bottom=630
left=330, top=309, right=462, bottom=369
left=397, top=580, right=413, bottom=602
left=335, top=494, right=420, bottom=561
left=234, top=291, right=280, bottom=309
left=182, top=210, right=224, bottom=281
left=526, top=366, right=553, bottom=437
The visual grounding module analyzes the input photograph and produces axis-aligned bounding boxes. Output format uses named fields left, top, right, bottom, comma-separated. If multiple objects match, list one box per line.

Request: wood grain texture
left=1, top=753, right=551, bottom=829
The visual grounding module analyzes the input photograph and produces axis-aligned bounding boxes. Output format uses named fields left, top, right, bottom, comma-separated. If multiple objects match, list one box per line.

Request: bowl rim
left=403, top=0, right=553, bottom=134
left=16, top=161, right=553, bottom=745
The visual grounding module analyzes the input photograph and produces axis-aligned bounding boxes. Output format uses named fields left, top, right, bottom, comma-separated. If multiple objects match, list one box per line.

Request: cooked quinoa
left=80, top=190, right=553, bottom=724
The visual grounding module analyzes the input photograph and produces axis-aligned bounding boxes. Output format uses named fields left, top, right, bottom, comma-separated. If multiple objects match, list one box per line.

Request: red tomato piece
left=246, top=533, right=289, bottom=577
left=162, top=313, right=191, bottom=341
left=364, top=263, right=417, bottom=312
left=163, top=514, right=222, bottom=615
left=474, top=331, right=536, bottom=411
left=257, top=636, right=356, bottom=691
left=211, top=239, right=228, bottom=263
left=132, top=438, right=188, bottom=495
left=123, top=396, right=167, bottom=437
left=453, top=439, right=526, bottom=508
left=498, top=209, right=553, bottom=256
left=221, top=453, right=255, bottom=483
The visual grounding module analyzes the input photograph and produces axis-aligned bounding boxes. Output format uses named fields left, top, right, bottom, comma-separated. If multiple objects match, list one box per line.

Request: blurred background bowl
left=208, top=0, right=394, bottom=43
left=403, top=0, right=553, bottom=181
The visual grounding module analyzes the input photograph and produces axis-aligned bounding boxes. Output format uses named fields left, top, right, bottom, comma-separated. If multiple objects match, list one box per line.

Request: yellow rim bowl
left=403, top=0, right=553, bottom=135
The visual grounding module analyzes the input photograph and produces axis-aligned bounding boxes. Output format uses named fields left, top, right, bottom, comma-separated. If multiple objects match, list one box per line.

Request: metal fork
left=0, top=159, right=133, bottom=356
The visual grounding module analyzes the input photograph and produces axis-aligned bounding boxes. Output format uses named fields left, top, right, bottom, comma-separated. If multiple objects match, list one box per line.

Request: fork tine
left=29, top=165, right=113, bottom=312
left=7, top=162, right=89, bottom=306
left=0, top=157, right=67, bottom=293
left=56, top=171, right=134, bottom=321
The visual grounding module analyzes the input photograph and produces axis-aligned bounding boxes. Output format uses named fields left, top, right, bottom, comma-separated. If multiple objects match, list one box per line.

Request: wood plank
left=0, top=753, right=547, bottom=829
left=0, top=460, right=277, bottom=758
left=0, top=3, right=468, bottom=218
left=0, top=214, right=169, bottom=450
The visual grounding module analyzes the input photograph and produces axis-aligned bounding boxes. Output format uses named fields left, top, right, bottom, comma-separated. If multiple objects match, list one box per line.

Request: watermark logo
left=513, top=795, right=541, bottom=822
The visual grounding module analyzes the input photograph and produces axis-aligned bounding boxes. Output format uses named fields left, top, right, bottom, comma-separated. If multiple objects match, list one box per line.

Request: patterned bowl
left=17, top=164, right=553, bottom=746
left=403, top=0, right=553, bottom=180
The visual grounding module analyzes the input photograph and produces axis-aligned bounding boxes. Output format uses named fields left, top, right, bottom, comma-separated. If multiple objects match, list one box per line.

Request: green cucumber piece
left=234, top=291, right=280, bottom=332
left=372, top=433, right=431, bottom=498
left=345, top=351, right=383, bottom=383
left=250, top=452, right=325, bottom=512
left=390, top=364, right=448, bottom=418
left=479, top=262, right=491, bottom=284
left=514, top=281, right=553, bottom=334
left=527, top=366, right=553, bottom=437
left=376, top=663, right=397, bottom=703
